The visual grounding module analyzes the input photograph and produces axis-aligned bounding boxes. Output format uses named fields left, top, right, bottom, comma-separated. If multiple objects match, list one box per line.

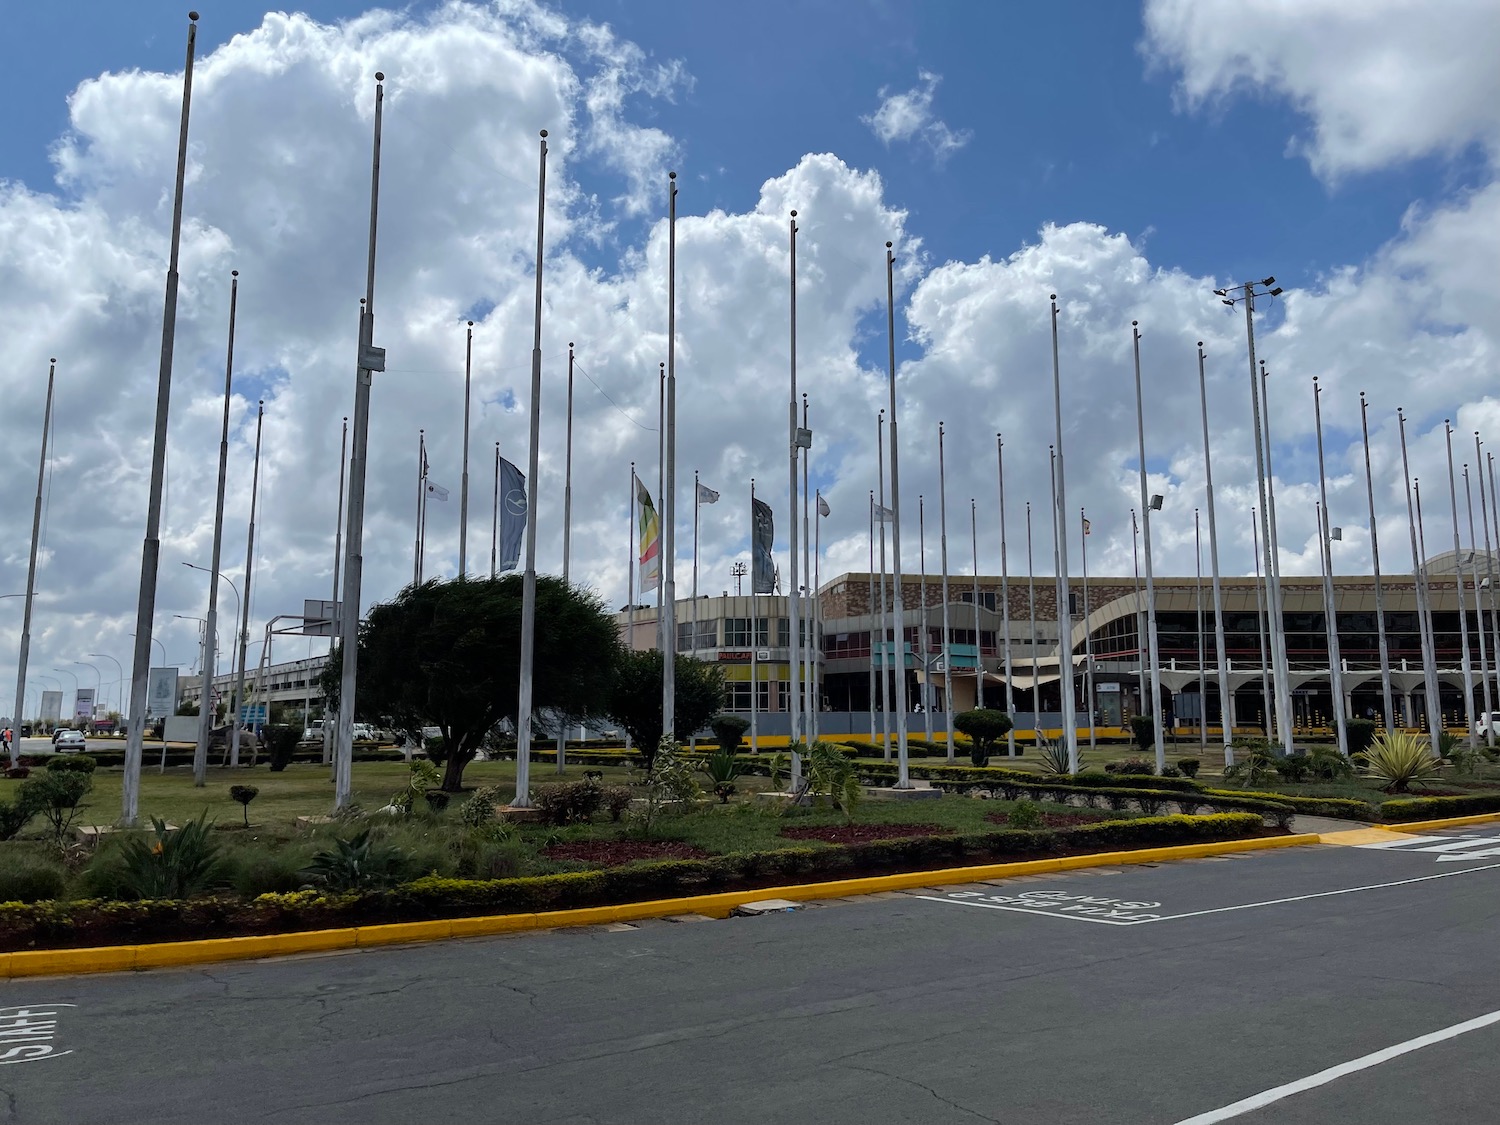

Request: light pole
left=11, top=358, right=55, bottom=768
left=53, top=668, right=79, bottom=725
left=1131, top=320, right=1167, bottom=773
left=89, top=654, right=124, bottom=721
left=183, top=562, right=240, bottom=740
left=73, top=661, right=101, bottom=722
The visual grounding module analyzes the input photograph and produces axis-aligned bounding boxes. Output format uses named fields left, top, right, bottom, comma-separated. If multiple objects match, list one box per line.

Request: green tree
left=709, top=713, right=750, bottom=754
left=952, top=708, right=1013, bottom=767
left=326, top=576, right=622, bottom=791
left=606, top=650, right=726, bottom=769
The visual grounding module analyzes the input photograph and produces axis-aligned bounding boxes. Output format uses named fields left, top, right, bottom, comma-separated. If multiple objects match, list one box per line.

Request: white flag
left=817, top=494, right=830, bottom=517
left=426, top=481, right=450, bottom=502
left=697, top=482, right=720, bottom=505
left=875, top=504, right=896, bottom=522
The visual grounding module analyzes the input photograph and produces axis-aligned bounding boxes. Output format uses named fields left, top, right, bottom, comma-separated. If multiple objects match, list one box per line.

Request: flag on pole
left=752, top=497, right=775, bottom=593
left=818, top=494, right=830, bottom=517
left=637, top=476, right=661, bottom=590
left=697, top=482, right=720, bottom=505
left=1082, top=517, right=1091, bottom=535
left=426, top=480, right=450, bottom=502
left=875, top=503, right=896, bottom=522
left=498, top=458, right=526, bottom=572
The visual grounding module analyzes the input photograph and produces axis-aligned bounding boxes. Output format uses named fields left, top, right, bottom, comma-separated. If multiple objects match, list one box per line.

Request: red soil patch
left=543, top=840, right=712, bottom=865
left=779, top=822, right=953, bottom=844
left=985, top=811, right=1109, bottom=829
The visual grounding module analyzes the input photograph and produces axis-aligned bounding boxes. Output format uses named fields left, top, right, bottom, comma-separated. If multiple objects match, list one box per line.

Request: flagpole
left=972, top=499, right=984, bottom=714
left=1253, top=508, right=1272, bottom=735
left=750, top=478, right=759, bottom=754
left=691, top=468, right=701, bottom=753
left=1313, top=378, right=1350, bottom=756
left=414, top=428, right=425, bottom=585
left=884, top=243, right=913, bottom=786
left=1477, top=436, right=1500, bottom=745
left=1259, top=361, right=1295, bottom=752
left=1132, top=508, right=1146, bottom=723
left=1400, top=409, right=1443, bottom=740
left=1080, top=506, right=1094, bottom=753
left=1487, top=450, right=1500, bottom=733
left=998, top=435, right=1016, bottom=757
left=1195, top=508, right=1206, bottom=754
left=195, top=271, right=237, bottom=786
left=1131, top=322, right=1166, bottom=772
left=459, top=320, right=473, bottom=575
left=1198, top=343, right=1234, bottom=766
left=868, top=491, right=877, bottom=746
left=1027, top=500, right=1037, bottom=747
left=1443, top=421, right=1478, bottom=747
left=491, top=441, right=500, bottom=578
left=662, top=173, right=680, bottom=744
left=326, top=413, right=347, bottom=769
left=938, top=421, right=954, bottom=760
left=230, top=400, right=264, bottom=770
left=1359, top=395, right=1395, bottom=731
left=123, top=11, right=198, bottom=826
left=1050, top=445, right=1064, bottom=747
left=555, top=341, right=575, bottom=773
left=919, top=496, right=933, bottom=744
left=511, top=128, right=548, bottom=809
left=787, top=210, right=802, bottom=768
left=801, top=392, right=813, bottom=749
left=11, top=359, right=54, bottom=770
left=1049, top=296, right=1079, bottom=772
left=657, top=361, right=665, bottom=658
left=876, top=409, right=891, bottom=760
left=814, top=489, right=824, bottom=741
left=629, top=462, right=637, bottom=653
left=1463, top=461, right=1493, bottom=747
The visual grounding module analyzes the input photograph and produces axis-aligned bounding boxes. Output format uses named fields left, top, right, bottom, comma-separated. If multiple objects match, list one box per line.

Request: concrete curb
left=1376, top=811, right=1500, bottom=833
left=0, top=833, right=1319, bottom=979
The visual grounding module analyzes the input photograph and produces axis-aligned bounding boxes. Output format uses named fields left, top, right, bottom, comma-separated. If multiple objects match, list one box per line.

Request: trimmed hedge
left=1202, top=789, right=1375, bottom=822
left=0, top=813, right=1267, bottom=951
left=1378, top=792, right=1500, bottom=823
left=852, top=761, right=1206, bottom=793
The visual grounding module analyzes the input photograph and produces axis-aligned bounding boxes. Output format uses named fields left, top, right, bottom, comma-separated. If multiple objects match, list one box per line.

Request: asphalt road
left=4, top=830, right=1500, bottom=1124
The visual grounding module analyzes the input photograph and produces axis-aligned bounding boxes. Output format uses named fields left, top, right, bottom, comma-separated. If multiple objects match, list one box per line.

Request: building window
left=957, top=591, right=997, bottom=611
left=677, top=619, right=717, bottom=651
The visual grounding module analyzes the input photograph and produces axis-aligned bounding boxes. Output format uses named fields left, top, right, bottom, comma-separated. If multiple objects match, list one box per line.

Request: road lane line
left=1172, top=1006, right=1500, bottom=1123
left=909, top=896, right=1148, bottom=925
left=1153, top=863, right=1500, bottom=922
left=1350, top=834, right=1452, bottom=849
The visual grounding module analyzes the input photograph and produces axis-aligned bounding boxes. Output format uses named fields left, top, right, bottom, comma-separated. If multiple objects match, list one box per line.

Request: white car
left=53, top=729, right=87, bottom=753
left=1476, top=712, right=1500, bottom=737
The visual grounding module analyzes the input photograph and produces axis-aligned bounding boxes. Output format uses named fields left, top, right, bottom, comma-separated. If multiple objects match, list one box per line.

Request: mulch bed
left=542, top=840, right=713, bottom=865
left=779, top=823, right=953, bottom=844
left=985, top=811, right=1109, bottom=829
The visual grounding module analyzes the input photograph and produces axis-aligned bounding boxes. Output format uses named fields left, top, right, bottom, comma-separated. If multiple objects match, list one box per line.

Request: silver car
left=53, top=729, right=87, bottom=753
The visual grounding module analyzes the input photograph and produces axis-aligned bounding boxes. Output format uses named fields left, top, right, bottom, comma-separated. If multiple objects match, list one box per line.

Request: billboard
left=40, top=691, right=62, bottom=723
left=73, top=688, right=96, bottom=721
left=146, top=667, right=179, bottom=719
left=302, top=599, right=340, bottom=637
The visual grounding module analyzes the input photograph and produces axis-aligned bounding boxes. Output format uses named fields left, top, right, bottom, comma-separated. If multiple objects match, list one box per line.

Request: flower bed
left=985, top=811, right=1110, bottom=829
left=543, top=840, right=712, bottom=865
left=778, top=822, right=952, bottom=844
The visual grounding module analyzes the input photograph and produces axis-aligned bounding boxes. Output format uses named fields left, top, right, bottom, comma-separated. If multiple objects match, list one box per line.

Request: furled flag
left=497, top=458, right=526, bottom=572
left=1082, top=517, right=1091, bottom=535
left=751, top=498, right=775, bottom=593
left=697, top=481, right=720, bottom=505
left=874, top=503, right=896, bottom=522
left=637, top=476, right=661, bottom=591
left=817, top=494, right=830, bottom=517
left=426, top=480, right=450, bottom=502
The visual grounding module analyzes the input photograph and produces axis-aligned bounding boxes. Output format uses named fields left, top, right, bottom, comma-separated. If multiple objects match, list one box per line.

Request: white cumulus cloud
left=862, top=70, right=971, bottom=162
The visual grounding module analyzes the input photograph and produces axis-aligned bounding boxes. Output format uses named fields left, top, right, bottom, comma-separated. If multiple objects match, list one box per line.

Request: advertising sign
left=146, top=667, right=179, bottom=719
left=302, top=599, right=340, bottom=637
left=72, top=688, right=96, bottom=721
left=40, top=691, right=62, bottom=723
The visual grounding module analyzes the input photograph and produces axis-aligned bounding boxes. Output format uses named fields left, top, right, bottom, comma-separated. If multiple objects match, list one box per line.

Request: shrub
left=1381, top=792, right=1500, bottom=822
left=1223, top=745, right=1278, bottom=786
left=0, top=853, right=67, bottom=903
left=1445, top=743, right=1484, bottom=777
left=632, top=740, right=702, bottom=835
left=5, top=767, right=30, bottom=780
left=452, top=831, right=529, bottom=881
left=600, top=786, right=633, bottom=822
left=17, top=770, right=91, bottom=846
left=1176, top=758, right=1201, bottom=778
left=1308, top=747, right=1355, bottom=781
left=1106, top=757, right=1157, bottom=776
left=1358, top=731, right=1444, bottom=794
left=262, top=725, right=301, bottom=773
left=423, top=791, right=450, bottom=813
left=221, top=842, right=317, bottom=897
left=1273, top=754, right=1313, bottom=783
left=45, top=754, right=96, bottom=775
left=302, top=829, right=406, bottom=891
left=953, top=709, right=1013, bottom=767
left=1159, top=764, right=1183, bottom=778
left=700, top=750, right=744, bottom=803
left=1037, top=738, right=1072, bottom=776
left=1135, top=793, right=1167, bottom=816
left=534, top=779, right=604, bottom=826
left=1006, top=799, right=1043, bottom=829
left=459, top=786, right=502, bottom=829
left=708, top=714, right=750, bottom=755
left=389, top=760, right=442, bottom=814
left=0, top=797, right=34, bottom=841
left=229, top=785, right=259, bottom=827
left=1129, top=715, right=1154, bottom=751
left=1344, top=718, right=1378, bottom=756
left=112, top=814, right=224, bottom=900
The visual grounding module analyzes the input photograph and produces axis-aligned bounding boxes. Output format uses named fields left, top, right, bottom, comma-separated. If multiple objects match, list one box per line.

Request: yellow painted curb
left=1376, top=811, right=1500, bottom=833
left=1318, top=828, right=1400, bottom=846
left=0, top=833, right=1318, bottom=979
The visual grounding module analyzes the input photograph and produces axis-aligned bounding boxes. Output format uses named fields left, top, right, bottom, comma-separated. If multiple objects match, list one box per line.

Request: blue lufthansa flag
left=498, top=458, right=527, bottom=572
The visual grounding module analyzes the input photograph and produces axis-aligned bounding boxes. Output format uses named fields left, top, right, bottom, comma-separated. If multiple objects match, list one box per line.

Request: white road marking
left=1436, top=846, right=1500, bottom=861
left=1172, top=1006, right=1500, bottom=1123
left=1153, top=863, right=1500, bottom=922
left=1354, top=834, right=1452, bottom=849
left=911, top=896, right=1148, bottom=925
left=1406, top=836, right=1500, bottom=853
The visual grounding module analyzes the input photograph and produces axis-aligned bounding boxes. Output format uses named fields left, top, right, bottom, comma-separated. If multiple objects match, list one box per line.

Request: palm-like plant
left=805, top=741, right=862, bottom=823
left=1037, top=737, right=1074, bottom=776
left=1357, top=731, right=1445, bottom=793
left=116, top=813, right=222, bottom=899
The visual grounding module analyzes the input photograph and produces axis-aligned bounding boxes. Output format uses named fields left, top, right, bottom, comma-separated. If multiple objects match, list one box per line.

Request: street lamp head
left=1212, top=289, right=1227, bottom=297
left=1262, top=276, right=1276, bottom=287
left=1269, top=287, right=1284, bottom=297
left=1221, top=299, right=1234, bottom=307
left=1330, top=527, right=1343, bottom=541
left=1149, top=494, right=1164, bottom=511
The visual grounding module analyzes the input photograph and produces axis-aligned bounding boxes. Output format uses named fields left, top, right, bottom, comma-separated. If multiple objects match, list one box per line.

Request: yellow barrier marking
left=1320, top=829, right=1405, bottom=846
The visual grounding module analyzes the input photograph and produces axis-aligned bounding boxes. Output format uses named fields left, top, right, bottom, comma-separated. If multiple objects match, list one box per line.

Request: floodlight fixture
left=1149, top=494, right=1164, bottom=511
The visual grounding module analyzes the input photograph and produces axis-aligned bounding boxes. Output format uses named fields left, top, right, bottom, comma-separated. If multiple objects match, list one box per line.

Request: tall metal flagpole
left=230, top=400, right=264, bottom=770
left=998, top=435, right=1017, bottom=757
left=195, top=272, right=238, bottom=786
left=11, top=359, right=54, bottom=770
left=332, top=70, right=388, bottom=811
left=1360, top=395, right=1395, bottom=731
left=1259, top=362, right=1295, bottom=751
left=491, top=442, right=500, bottom=578
left=801, top=393, right=813, bottom=746
left=662, top=173, right=679, bottom=743
left=326, top=414, right=347, bottom=770
left=1478, top=437, right=1500, bottom=743
left=876, top=410, right=891, bottom=760
left=692, top=467, right=701, bottom=669
left=884, top=241, right=913, bottom=787
left=1489, top=452, right=1500, bottom=720
left=657, top=362, right=665, bottom=657
left=1195, top=509, right=1206, bottom=753
left=972, top=499, right=984, bottom=712
left=1027, top=501, right=1038, bottom=746
left=750, top=479, right=759, bottom=754
left=786, top=211, right=802, bottom=763
left=1131, top=323, right=1166, bottom=773
left=512, top=129, right=548, bottom=808
left=1080, top=507, right=1094, bottom=752
left=123, top=12, right=198, bottom=826
left=938, top=422, right=954, bottom=760
left=628, top=463, right=637, bottom=710
left=1463, top=462, right=1493, bottom=748
left=1132, top=509, right=1146, bottom=720
left=814, top=489, right=825, bottom=740
left=1049, top=296, right=1079, bottom=772
left=459, top=321, right=473, bottom=574
left=1399, top=409, right=1442, bottom=740
left=1199, top=343, right=1233, bottom=765
left=868, top=491, right=877, bottom=745
left=1313, top=378, right=1349, bottom=757
left=919, top=497, right=933, bottom=742
left=1416, top=480, right=1441, bottom=731
left=557, top=341, right=575, bottom=773
left=1050, top=447, right=1060, bottom=741
left=413, top=429, right=425, bottom=585
left=1445, top=422, right=1477, bottom=747
left=1253, top=509, right=1272, bottom=734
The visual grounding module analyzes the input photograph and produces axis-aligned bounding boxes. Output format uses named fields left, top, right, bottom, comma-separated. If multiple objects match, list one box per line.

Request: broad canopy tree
left=606, top=649, right=726, bottom=769
left=323, top=575, right=623, bottom=791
